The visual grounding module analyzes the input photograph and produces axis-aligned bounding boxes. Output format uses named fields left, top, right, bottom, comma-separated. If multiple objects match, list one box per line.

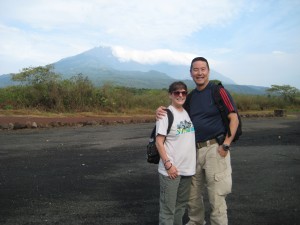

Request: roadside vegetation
left=0, top=65, right=299, bottom=116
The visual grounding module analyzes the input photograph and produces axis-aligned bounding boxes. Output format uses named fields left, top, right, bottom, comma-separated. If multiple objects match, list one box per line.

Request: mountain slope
left=0, top=46, right=268, bottom=94
left=53, top=46, right=236, bottom=84
left=0, top=74, right=13, bottom=87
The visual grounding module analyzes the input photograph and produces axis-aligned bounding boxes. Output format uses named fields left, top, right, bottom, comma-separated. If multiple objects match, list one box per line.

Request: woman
left=156, top=81, right=196, bottom=225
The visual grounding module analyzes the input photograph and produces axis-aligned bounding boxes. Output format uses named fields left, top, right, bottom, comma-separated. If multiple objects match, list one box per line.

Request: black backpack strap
left=212, top=82, right=232, bottom=137
left=165, top=108, right=174, bottom=134
left=150, top=125, right=156, bottom=139
left=150, top=108, right=174, bottom=139
left=184, top=89, right=196, bottom=115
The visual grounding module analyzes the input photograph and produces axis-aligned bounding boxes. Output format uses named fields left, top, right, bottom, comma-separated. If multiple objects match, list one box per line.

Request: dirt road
left=0, top=116, right=299, bottom=225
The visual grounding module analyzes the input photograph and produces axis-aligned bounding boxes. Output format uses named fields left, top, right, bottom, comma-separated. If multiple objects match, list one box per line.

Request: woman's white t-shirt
left=156, top=105, right=196, bottom=176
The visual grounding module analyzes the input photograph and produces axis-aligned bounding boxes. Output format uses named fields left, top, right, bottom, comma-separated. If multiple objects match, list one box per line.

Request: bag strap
left=184, top=89, right=196, bottom=115
left=165, top=108, right=174, bottom=134
left=150, top=108, right=173, bottom=139
left=211, top=82, right=232, bottom=137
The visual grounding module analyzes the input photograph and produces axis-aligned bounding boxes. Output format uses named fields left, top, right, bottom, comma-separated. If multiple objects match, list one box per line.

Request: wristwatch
left=222, top=144, right=231, bottom=151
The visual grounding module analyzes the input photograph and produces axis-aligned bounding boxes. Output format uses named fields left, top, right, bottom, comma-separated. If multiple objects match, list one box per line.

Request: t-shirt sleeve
left=219, top=88, right=237, bottom=113
left=156, top=114, right=169, bottom=136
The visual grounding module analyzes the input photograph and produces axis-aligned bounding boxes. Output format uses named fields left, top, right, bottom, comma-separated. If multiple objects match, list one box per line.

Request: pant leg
left=159, top=173, right=181, bottom=225
left=205, top=144, right=232, bottom=225
left=186, top=148, right=206, bottom=225
left=174, top=176, right=192, bottom=225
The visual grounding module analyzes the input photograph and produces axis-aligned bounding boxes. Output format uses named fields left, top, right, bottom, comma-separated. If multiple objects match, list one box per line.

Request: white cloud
left=111, top=46, right=196, bottom=65
left=0, top=24, right=47, bottom=64
left=0, top=0, right=299, bottom=89
left=0, top=0, right=244, bottom=48
left=0, top=0, right=245, bottom=73
left=272, top=51, right=285, bottom=55
left=0, top=23, right=93, bottom=73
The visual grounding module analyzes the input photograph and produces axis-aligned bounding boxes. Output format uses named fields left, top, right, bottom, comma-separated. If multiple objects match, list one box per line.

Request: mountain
left=0, top=46, right=268, bottom=94
left=223, top=84, right=268, bottom=95
left=0, top=74, right=14, bottom=87
left=53, top=46, right=236, bottom=85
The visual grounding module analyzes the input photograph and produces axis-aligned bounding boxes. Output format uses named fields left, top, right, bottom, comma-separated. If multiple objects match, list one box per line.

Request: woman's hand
left=166, top=162, right=178, bottom=179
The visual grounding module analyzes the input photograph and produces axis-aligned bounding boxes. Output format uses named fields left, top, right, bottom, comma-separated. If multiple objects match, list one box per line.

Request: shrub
left=1, top=75, right=299, bottom=113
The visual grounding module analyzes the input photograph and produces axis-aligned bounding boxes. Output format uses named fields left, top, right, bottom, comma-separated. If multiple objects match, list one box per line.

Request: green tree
left=10, top=65, right=62, bottom=110
left=210, top=79, right=222, bottom=85
left=267, top=85, right=299, bottom=103
left=11, top=65, right=61, bottom=85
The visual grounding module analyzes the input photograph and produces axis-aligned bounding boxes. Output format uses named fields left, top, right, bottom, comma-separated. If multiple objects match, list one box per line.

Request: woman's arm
left=156, top=134, right=178, bottom=179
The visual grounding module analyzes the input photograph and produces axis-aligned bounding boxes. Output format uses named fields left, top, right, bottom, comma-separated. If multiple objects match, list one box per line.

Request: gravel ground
left=0, top=116, right=299, bottom=225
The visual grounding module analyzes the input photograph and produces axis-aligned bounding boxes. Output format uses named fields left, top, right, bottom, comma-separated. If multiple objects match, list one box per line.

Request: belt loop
left=206, top=140, right=210, bottom=147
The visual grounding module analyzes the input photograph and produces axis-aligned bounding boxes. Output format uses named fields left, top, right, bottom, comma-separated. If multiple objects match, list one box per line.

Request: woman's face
left=169, top=88, right=187, bottom=108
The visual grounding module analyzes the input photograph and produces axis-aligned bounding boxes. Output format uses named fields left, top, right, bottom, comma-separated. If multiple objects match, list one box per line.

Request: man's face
left=190, top=60, right=209, bottom=88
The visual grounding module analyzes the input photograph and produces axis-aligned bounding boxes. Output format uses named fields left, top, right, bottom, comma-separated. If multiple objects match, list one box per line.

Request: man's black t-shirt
left=187, top=82, right=236, bottom=142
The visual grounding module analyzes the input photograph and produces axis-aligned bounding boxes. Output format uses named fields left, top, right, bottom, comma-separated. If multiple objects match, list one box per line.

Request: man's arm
left=224, top=112, right=239, bottom=145
left=155, top=106, right=167, bottom=120
left=218, top=87, right=239, bottom=144
left=218, top=112, right=239, bottom=157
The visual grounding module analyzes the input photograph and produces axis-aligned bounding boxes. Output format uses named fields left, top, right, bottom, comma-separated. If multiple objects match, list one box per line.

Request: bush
left=1, top=75, right=299, bottom=113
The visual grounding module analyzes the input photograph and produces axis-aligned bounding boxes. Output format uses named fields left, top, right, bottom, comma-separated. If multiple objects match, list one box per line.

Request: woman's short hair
left=168, top=81, right=187, bottom=94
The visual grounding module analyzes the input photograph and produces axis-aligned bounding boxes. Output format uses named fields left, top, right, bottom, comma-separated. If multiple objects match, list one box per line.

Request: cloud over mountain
left=0, top=46, right=268, bottom=95
left=54, top=46, right=236, bottom=84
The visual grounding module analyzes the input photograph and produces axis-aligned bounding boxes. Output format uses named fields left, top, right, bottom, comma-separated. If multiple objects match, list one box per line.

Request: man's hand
left=156, top=106, right=167, bottom=120
left=218, top=145, right=229, bottom=157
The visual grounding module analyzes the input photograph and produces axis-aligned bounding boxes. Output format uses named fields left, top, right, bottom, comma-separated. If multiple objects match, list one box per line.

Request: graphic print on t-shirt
left=176, top=120, right=195, bottom=135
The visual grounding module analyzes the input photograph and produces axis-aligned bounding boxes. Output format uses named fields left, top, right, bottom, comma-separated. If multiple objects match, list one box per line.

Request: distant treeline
left=0, top=66, right=299, bottom=113
left=0, top=76, right=299, bottom=114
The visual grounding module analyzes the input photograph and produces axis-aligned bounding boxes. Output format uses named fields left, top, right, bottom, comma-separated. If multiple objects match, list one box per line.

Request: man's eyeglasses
left=172, top=91, right=188, bottom=97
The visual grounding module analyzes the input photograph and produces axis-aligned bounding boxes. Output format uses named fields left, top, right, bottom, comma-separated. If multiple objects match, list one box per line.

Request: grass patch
left=0, top=109, right=154, bottom=118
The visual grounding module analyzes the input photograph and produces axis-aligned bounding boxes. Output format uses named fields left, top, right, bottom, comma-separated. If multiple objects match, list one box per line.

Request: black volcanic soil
left=0, top=116, right=299, bottom=225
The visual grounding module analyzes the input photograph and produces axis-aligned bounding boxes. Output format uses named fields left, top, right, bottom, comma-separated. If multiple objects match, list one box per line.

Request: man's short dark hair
left=168, top=81, right=187, bottom=94
left=190, top=57, right=210, bottom=71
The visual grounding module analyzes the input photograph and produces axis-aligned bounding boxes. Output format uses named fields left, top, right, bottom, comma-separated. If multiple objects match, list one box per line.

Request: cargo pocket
left=214, top=169, right=232, bottom=195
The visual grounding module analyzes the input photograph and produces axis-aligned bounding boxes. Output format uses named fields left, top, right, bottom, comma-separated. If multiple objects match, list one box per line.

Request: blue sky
left=0, top=0, right=299, bottom=88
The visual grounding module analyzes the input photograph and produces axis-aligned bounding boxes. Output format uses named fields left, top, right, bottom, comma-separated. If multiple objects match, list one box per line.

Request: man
left=156, top=57, right=239, bottom=225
